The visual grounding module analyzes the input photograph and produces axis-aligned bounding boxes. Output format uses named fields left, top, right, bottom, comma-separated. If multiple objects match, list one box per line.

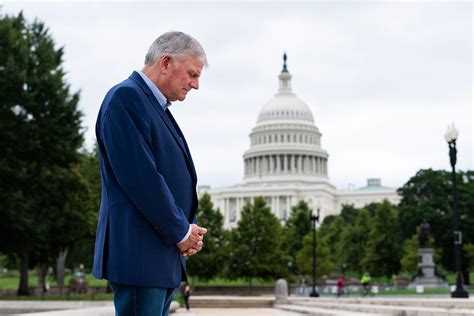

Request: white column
left=276, top=196, right=280, bottom=219
left=290, top=155, right=294, bottom=173
left=270, top=155, right=274, bottom=174
left=312, top=156, right=316, bottom=174
left=284, top=155, right=288, bottom=173
left=224, top=198, right=229, bottom=222
left=286, top=196, right=290, bottom=218
left=265, top=156, right=269, bottom=174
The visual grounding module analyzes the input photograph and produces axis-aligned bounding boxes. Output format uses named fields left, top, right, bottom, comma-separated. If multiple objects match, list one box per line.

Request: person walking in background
left=180, top=282, right=191, bottom=310
left=92, top=31, right=208, bottom=316
left=361, top=272, right=372, bottom=296
left=337, top=276, right=346, bottom=297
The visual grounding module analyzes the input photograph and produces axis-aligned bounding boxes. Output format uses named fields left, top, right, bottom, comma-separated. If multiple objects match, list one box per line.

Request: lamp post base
left=310, top=291, right=319, bottom=297
left=451, top=288, right=469, bottom=298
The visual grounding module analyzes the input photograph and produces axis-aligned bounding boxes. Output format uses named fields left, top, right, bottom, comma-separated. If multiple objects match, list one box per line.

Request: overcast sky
left=3, top=1, right=472, bottom=190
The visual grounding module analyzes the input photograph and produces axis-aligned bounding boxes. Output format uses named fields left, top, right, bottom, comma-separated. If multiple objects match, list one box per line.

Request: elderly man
left=92, top=31, right=208, bottom=316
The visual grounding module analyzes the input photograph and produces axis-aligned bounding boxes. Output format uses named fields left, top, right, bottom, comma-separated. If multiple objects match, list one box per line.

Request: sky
left=2, top=1, right=472, bottom=190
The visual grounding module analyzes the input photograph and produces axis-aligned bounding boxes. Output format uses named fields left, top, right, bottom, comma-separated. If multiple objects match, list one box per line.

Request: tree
left=362, top=200, right=402, bottom=278
left=295, top=232, right=334, bottom=279
left=318, top=214, right=345, bottom=266
left=186, top=192, right=227, bottom=281
left=228, top=197, right=288, bottom=284
left=284, top=200, right=311, bottom=275
left=67, top=147, right=101, bottom=269
left=0, top=13, right=85, bottom=295
left=339, top=204, right=359, bottom=224
left=337, top=208, right=371, bottom=273
left=400, top=234, right=419, bottom=273
left=464, top=244, right=474, bottom=272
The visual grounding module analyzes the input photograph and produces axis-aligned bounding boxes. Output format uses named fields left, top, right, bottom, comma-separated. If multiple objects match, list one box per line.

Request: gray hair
left=144, top=31, right=208, bottom=66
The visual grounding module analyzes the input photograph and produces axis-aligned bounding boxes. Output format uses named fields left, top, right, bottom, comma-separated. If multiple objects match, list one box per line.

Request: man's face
left=163, top=55, right=203, bottom=102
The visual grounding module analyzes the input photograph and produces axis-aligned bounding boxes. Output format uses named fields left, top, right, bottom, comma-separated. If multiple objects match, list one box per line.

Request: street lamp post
left=444, top=124, right=469, bottom=298
left=310, top=208, right=320, bottom=297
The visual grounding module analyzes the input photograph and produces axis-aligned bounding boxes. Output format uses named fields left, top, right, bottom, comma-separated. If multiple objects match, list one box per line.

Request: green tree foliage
left=464, top=244, right=474, bottom=272
left=228, top=197, right=288, bottom=284
left=295, top=232, right=334, bottom=279
left=339, top=204, right=359, bottom=224
left=0, top=13, right=85, bottom=295
left=362, top=200, right=402, bottom=277
left=318, top=214, right=345, bottom=266
left=400, top=234, right=419, bottom=273
left=338, top=208, right=371, bottom=273
left=68, top=147, right=101, bottom=268
left=187, top=192, right=227, bottom=281
left=397, top=169, right=474, bottom=283
left=283, top=200, right=311, bottom=274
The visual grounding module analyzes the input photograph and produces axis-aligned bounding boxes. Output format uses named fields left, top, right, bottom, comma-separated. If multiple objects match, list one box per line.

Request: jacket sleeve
left=100, top=86, right=189, bottom=247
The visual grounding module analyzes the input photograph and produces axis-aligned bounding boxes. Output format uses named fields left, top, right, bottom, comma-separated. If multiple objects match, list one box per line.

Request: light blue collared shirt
left=137, top=70, right=171, bottom=111
left=136, top=70, right=192, bottom=245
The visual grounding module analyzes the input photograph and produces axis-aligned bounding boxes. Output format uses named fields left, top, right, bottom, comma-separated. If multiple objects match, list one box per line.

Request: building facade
left=204, top=55, right=400, bottom=229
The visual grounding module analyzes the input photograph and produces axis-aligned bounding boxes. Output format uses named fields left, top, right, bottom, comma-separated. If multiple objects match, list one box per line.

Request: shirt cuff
left=177, top=225, right=192, bottom=244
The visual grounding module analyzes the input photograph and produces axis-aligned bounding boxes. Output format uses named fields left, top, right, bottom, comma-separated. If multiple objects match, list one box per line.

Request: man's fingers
left=191, top=224, right=208, bottom=236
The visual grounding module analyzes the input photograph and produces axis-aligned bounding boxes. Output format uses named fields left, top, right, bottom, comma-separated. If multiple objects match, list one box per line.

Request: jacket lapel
left=129, top=72, right=196, bottom=182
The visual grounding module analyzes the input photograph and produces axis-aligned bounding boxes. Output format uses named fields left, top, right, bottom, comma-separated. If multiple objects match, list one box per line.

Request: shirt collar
left=137, top=70, right=171, bottom=110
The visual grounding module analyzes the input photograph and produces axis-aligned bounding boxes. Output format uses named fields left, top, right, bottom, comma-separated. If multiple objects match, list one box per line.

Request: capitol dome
left=257, top=56, right=314, bottom=124
left=243, top=54, right=329, bottom=184
left=257, top=93, right=314, bottom=123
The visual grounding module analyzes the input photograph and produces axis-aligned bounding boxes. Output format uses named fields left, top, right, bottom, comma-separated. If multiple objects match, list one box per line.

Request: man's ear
left=159, top=55, right=172, bottom=72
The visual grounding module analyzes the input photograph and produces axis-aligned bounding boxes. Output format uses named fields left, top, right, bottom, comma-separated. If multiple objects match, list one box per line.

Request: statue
left=418, top=219, right=431, bottom=248
left=408, top=219, right=449, bottom=289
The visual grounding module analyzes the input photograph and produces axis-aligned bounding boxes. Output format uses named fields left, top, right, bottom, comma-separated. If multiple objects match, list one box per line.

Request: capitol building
left=204, top=55, right=400, bottom=229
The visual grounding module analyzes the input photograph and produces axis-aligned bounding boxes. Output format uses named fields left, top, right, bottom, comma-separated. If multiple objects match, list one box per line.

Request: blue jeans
left=109, top=282, right=175, bottom=316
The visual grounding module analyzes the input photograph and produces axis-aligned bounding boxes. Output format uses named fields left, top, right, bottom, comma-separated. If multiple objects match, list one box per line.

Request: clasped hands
left=176, top=224, right=207, bottom=257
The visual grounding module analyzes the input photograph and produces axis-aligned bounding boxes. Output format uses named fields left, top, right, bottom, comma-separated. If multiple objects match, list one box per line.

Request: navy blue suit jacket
left=92, top=71, right=198, bottom=288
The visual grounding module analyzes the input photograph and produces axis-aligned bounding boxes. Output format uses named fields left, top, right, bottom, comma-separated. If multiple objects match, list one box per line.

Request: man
left=92, top=31, right=208, bottom=316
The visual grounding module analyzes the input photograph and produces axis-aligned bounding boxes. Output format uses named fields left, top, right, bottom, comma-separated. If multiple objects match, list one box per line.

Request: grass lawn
left=0, top=293, right=114, bottom=301
left=0, top=272, right=108, bottom=290
left=188, top=277, right=275, bottom=286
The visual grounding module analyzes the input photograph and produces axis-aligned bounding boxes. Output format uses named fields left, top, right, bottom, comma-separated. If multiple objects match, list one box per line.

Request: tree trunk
left=56, top=249, right=68, bottom=294
left=37, top=264, right=48, bottom=293
left=17, top=249, right=30, bottom=296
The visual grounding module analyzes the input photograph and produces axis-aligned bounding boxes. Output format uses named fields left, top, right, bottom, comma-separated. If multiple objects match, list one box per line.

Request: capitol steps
left=276, top=297, right=474, bottom=316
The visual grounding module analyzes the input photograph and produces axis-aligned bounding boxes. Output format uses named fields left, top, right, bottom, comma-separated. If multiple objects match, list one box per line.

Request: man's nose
left=190, top=79, right=199, bottom=90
